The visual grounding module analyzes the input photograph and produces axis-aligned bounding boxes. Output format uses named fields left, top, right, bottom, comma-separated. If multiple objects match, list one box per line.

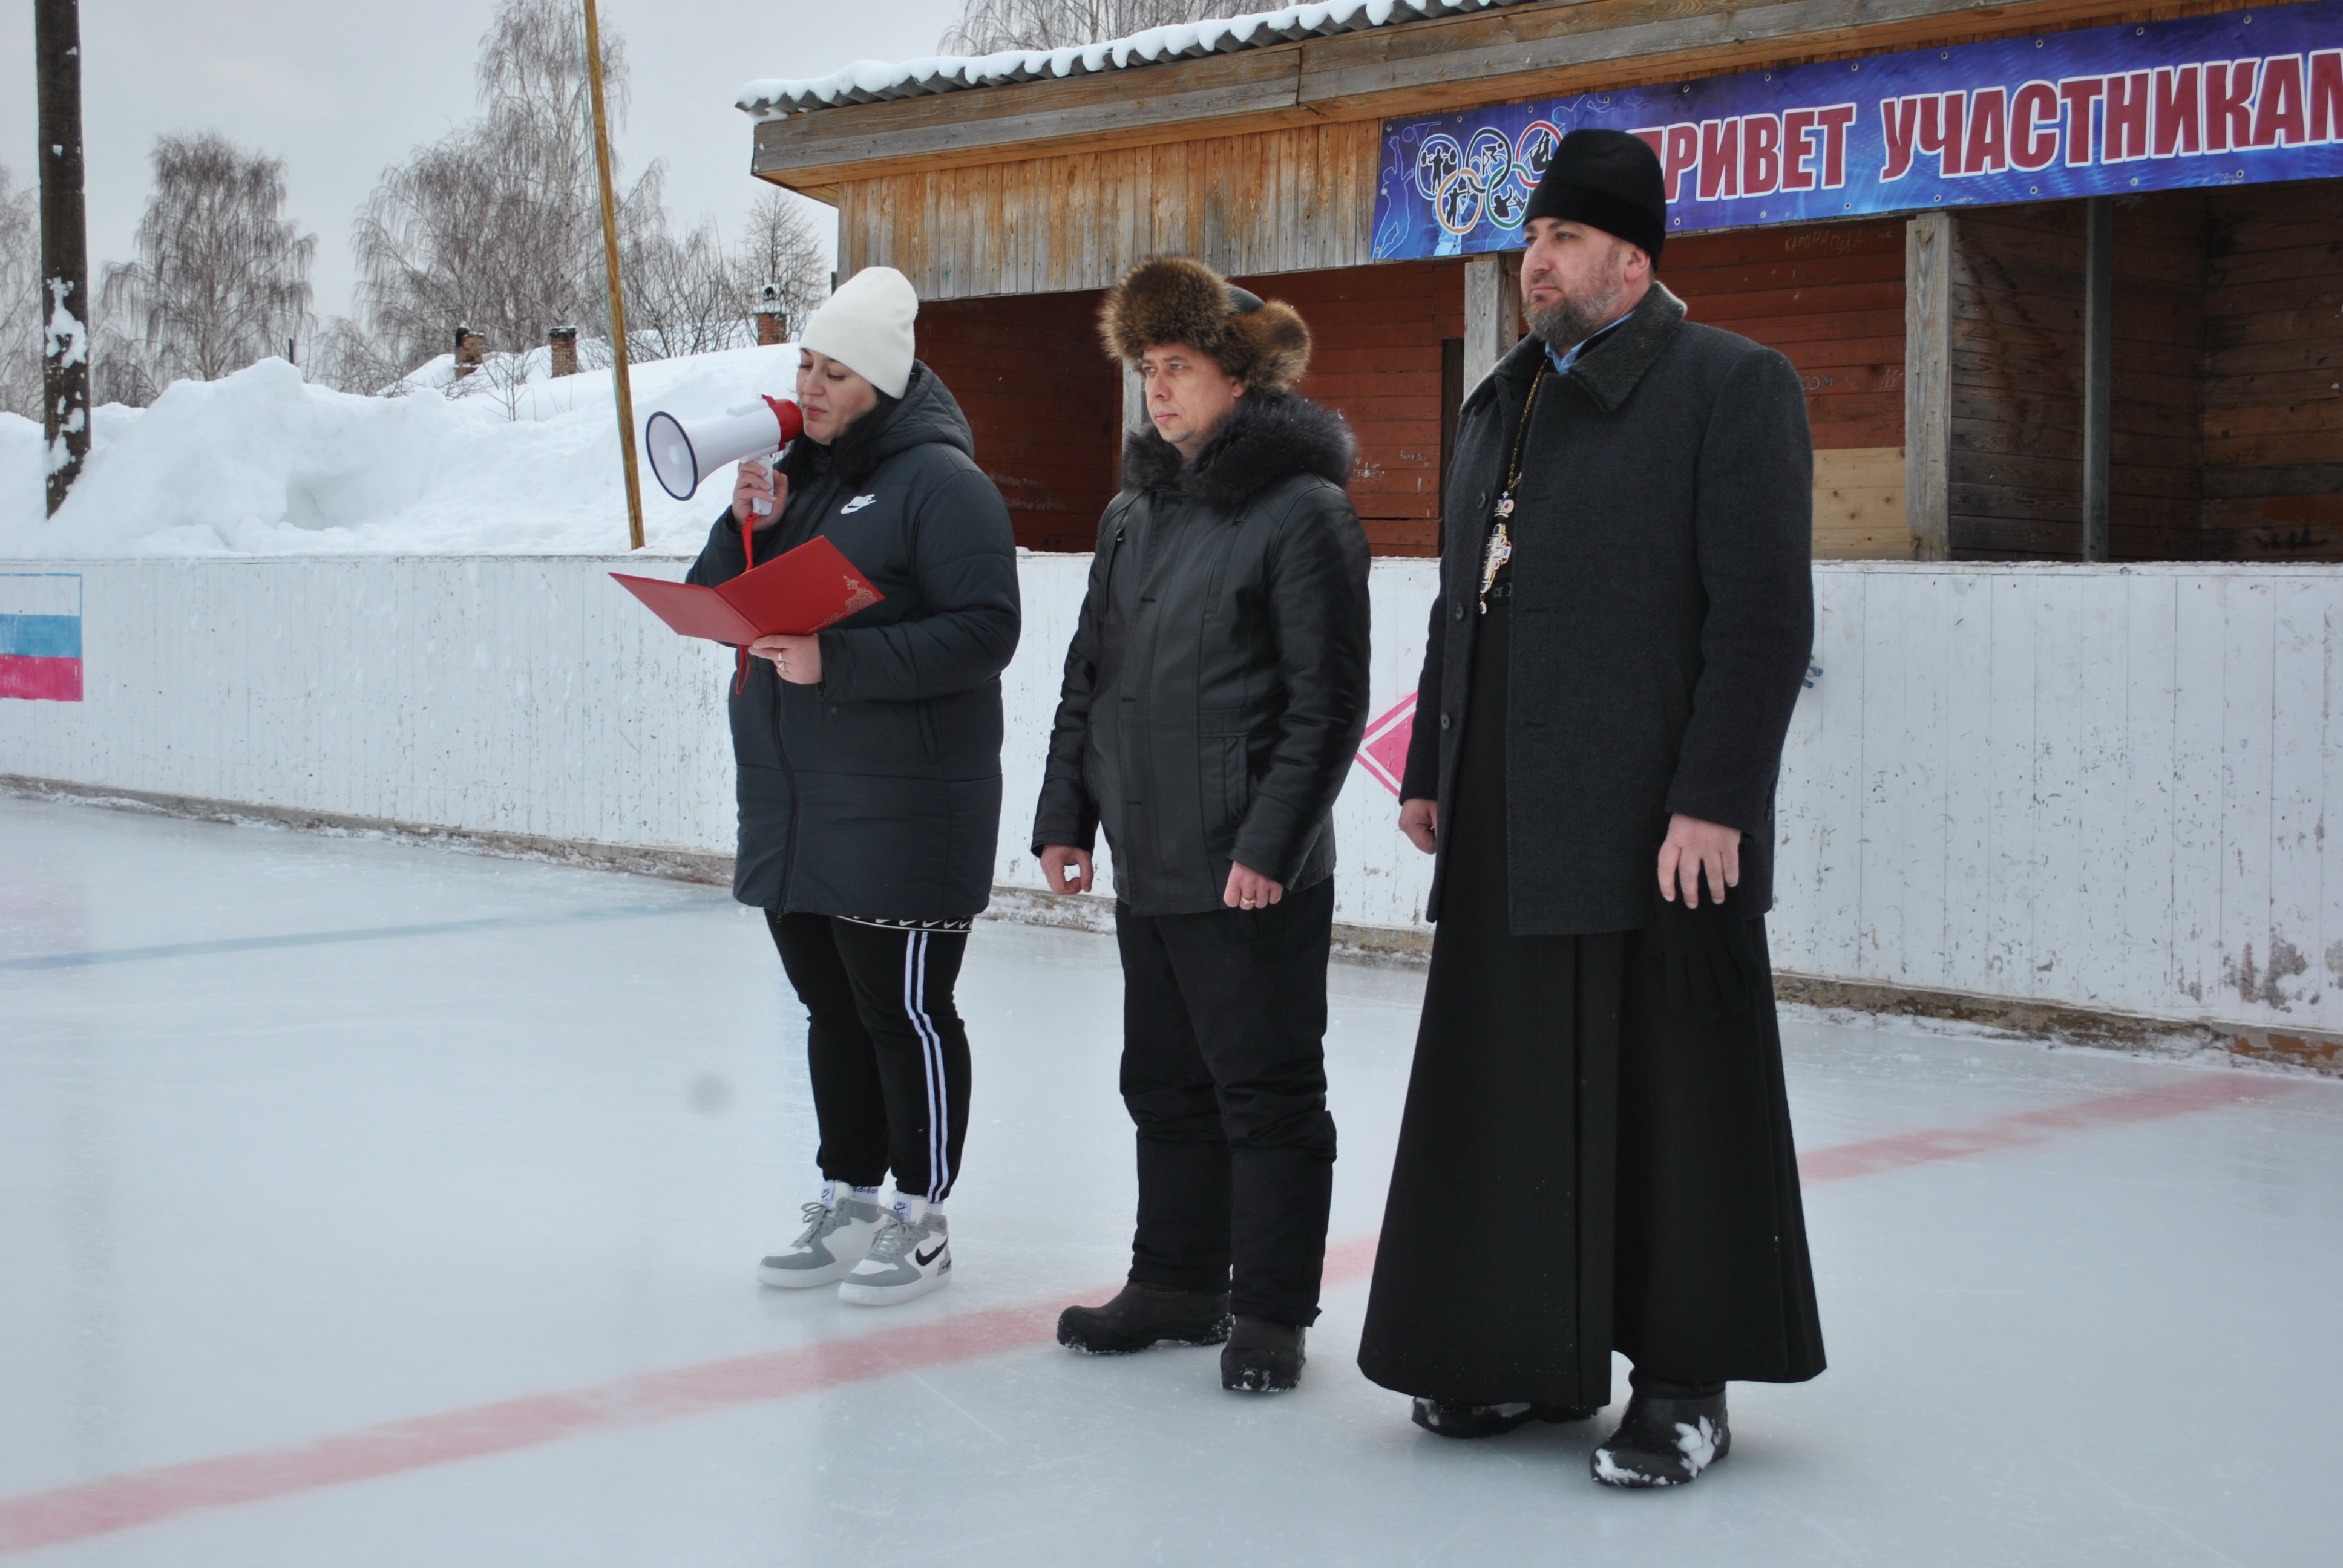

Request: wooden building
left=739, top=0, right=2341, bottom=562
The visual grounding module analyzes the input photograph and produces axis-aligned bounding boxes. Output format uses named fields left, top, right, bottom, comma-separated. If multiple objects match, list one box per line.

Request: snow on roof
left=735, top=0, right=1530, bottom=118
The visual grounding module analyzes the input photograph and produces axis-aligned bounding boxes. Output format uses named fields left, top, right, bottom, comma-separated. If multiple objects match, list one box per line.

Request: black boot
left=1057, top=1282, right=1231, bottom=1354
left=1588, top=1388, right=1730, bottom=1487
left=1410, top=1399, right=1596, bottom=1439
left=1219, top=1315, right=1305, bottom=1392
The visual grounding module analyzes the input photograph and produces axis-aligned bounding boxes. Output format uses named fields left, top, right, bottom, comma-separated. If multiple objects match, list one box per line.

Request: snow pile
left=736, top=0, right=1527, bottom=115
left=0, top=343, right=806, bottom=559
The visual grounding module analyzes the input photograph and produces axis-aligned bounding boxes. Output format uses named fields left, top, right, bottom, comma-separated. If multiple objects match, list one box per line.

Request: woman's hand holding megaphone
left=732, top=459, right=788, bottom=531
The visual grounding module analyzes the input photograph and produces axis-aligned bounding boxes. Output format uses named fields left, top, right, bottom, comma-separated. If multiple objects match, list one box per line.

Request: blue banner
left=1372, top=1, right=2343, bottom=258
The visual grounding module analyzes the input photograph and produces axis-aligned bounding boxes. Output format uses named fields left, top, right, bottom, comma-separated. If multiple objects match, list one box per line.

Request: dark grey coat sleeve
left=1662, top=348, right=1815, bottom=834
left=816, top=464, right=1021, bottom=704
left=1230, top=480, right=1374, bottom=886
left=1029, top=503, right=1124, bottom=855
left=1399, top=584, right=1445, bottom=803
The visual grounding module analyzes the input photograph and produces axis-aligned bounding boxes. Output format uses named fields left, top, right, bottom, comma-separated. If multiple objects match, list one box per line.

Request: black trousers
left=765, top=913, right=971, bottom=1204
left=1115, top=878, right=1339, bottom=1326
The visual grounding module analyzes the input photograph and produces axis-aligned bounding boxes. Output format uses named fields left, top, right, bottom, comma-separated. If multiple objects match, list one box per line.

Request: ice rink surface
left=3, top=793, right=2340, bottom=1566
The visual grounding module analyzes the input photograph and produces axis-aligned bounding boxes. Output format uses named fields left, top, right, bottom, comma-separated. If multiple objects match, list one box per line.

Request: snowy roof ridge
left=735, top=0, right=1530, bottom=118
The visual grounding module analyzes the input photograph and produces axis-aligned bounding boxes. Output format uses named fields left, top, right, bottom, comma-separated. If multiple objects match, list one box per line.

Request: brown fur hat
left=1099, top=256, right=1312, bottom=394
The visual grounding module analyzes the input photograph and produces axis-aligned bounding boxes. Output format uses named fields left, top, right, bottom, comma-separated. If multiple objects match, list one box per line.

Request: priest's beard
left=1523, top=255, right=1631, bottom=354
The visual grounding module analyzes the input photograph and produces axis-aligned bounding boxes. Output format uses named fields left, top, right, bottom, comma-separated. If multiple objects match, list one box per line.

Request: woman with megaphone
left=686, top=266, right=1020, bottom=1306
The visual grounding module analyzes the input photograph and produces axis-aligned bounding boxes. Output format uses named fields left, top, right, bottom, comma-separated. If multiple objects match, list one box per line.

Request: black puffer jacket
left=1033, top=394, right=1371, bottom=916
left=689, top=362, right=1019, bottom=917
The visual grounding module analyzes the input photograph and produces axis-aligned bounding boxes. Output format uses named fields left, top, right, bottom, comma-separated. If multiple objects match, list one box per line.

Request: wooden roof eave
left=750, top=0, right=2174, bottom=200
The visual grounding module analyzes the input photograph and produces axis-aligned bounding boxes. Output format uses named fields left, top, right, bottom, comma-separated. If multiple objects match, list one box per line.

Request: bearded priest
left=1356, top=128, right=1826, bottom=1489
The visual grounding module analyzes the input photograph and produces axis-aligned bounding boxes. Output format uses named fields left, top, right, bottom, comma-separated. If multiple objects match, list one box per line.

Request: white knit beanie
left=800, top=266, right=918, bottom=398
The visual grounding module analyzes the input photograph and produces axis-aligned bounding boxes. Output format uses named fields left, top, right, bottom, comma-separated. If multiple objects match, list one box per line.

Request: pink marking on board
left=1354, top=693, right=1417, bottom=797
left=0, top=655, right=82, bottom=702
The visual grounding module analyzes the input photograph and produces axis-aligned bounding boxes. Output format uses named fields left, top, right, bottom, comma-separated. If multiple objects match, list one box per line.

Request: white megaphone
left=645, top=395, right=805, bottom=516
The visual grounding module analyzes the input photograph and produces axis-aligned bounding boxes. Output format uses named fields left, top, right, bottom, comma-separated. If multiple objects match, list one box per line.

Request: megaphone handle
left=748, top=448, right=782, bottom=518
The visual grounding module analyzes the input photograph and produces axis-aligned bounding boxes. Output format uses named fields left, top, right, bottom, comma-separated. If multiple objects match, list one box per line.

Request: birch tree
left=352, top=0, right=654, bottom=368
left=96, top=134, right=317, bottom=402
left=941, top=0, right=1253, bottom=51
left=0, top=167, right=38, bottom=420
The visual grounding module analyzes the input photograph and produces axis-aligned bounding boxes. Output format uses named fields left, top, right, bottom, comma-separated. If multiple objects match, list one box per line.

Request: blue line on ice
left=0, top=901, right=716, bottom=972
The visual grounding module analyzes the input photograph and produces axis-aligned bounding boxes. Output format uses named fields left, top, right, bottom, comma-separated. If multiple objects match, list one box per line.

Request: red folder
left=612, top=535, right=883, bottom=644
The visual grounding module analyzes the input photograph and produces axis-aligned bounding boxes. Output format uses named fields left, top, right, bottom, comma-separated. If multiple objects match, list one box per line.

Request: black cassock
left=1355, top=594, right=1827, bottom=1408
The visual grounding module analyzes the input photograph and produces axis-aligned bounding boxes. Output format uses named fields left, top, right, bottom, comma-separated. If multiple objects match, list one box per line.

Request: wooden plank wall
left=1662, top=218, right=1910, bottom=559
left=1944, top=195, right=2210, bottom=561
left=1244, top=261, right=1461, bottom=557
left=840, top=121, right=1381, bottom=302
left=2201, top=180, right=2343, bottom=561
left=917, top=291, right=1121, bottom=554
left=1946, top=204, right=2084, bottom=559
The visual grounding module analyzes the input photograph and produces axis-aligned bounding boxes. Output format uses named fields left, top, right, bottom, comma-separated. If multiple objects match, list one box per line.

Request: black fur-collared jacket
left=1032, top=393, right=1372, bottom=916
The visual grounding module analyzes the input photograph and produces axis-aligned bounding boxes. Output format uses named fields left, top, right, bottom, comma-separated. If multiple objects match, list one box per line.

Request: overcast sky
left=1, top=0, right=966, bottom=322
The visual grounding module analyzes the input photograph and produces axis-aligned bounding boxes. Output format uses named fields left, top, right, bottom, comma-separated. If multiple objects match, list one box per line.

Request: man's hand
left=748, top=633, right=821, bottom=684
left=1657, top=813, right=1742, bottom=909
left=732, top=459, right=787, bottom=529
left=1223, top=862, right=1284, bottom=910
left=1398, top=797, right=1438, bottom=855
left=1039, top=845, right=1093, bottom=895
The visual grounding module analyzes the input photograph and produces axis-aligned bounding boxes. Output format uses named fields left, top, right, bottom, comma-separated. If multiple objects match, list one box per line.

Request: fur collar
left=1121, top=393, right=1354, bottom=511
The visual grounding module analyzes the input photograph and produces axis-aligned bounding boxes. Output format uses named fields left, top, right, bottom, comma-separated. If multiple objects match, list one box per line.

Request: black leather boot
left=1056, top=1282, right=1232, bottom=1354
left=1219, top=1315, right=1306, bottom=1392
left=1588, top=1388, right=1730, bottom=1487
left=1410, top=1399, right=1596, bottom=1438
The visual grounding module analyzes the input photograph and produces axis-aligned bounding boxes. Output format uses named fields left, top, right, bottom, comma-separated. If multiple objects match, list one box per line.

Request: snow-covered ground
left=0, top=344, right=802, bottom=558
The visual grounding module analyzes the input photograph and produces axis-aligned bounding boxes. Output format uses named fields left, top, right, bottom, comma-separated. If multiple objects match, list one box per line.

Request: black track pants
left=1115, top=878, right=1339, bottom=1327
left=765, top=913, right=971, bottom=1204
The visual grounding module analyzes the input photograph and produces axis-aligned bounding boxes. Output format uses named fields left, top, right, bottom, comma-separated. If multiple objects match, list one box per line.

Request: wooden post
left=36, top=0, right=91, bottom=516
left=1903, top=212, right=1953, bottom=561
left=1463, top=252, right=1520, bottom=394
left=2080, top=195, right=2114, bottom=563
left=547, top=326, right=579, bottom=378
left=582, top=0, right=644, bottom=552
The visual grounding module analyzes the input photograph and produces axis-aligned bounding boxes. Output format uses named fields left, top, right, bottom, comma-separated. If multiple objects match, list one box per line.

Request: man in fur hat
left=1357, top=129, right=1825, bottom=1485
left=1035, top=257, right=1371, bottom=1393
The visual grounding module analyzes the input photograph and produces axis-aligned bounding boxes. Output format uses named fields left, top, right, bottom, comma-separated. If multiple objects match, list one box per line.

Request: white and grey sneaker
left=837, top=1195, right=952, bottom=1307
left=757, top=1183, right=886, bottom=1288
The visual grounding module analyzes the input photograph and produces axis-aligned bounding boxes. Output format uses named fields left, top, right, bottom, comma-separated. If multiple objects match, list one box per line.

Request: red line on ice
left=0, top=1074, right=2295, bottom=1553
left=1791, top=1073, right=2293, bottom=1184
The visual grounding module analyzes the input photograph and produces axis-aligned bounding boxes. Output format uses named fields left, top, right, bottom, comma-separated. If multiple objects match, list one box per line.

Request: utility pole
left=36, top=0, right=92, bottom=515
left=582, top=0, right=644, bottom=551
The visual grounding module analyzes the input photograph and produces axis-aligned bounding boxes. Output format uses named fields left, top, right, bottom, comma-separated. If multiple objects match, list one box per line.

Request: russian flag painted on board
left=0, top=573, right=85, bottom=702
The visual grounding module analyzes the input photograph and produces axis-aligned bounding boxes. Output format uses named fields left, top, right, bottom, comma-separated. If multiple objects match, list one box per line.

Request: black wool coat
left=689, top=362, right=1020, bottom=918
left=1401, top=283, right=1814, bottom=933
left=1032, top=394, right=1372, bottom=917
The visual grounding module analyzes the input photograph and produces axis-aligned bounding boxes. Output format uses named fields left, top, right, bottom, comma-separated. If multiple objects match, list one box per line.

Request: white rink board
left=1, top=555, right=2337, bottom=1035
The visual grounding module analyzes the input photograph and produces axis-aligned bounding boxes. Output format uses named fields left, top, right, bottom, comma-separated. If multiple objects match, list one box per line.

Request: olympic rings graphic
left=1434, top=166, right=1484, bottom=234
left=1414, top=133, right=1464, bottom=202
left=1423, top=119, right=1568, bottom=235
left=1466, top=128, right=1513, bottom=194
left=1512, top=120, right=1564, bottom=194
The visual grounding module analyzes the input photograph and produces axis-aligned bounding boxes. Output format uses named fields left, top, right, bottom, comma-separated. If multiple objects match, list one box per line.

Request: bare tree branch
left=0, top=165, right=39, bottom=419
left=940, top=0, right=1253, bottom=53
left=92, top=134, right=315, bottom=403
